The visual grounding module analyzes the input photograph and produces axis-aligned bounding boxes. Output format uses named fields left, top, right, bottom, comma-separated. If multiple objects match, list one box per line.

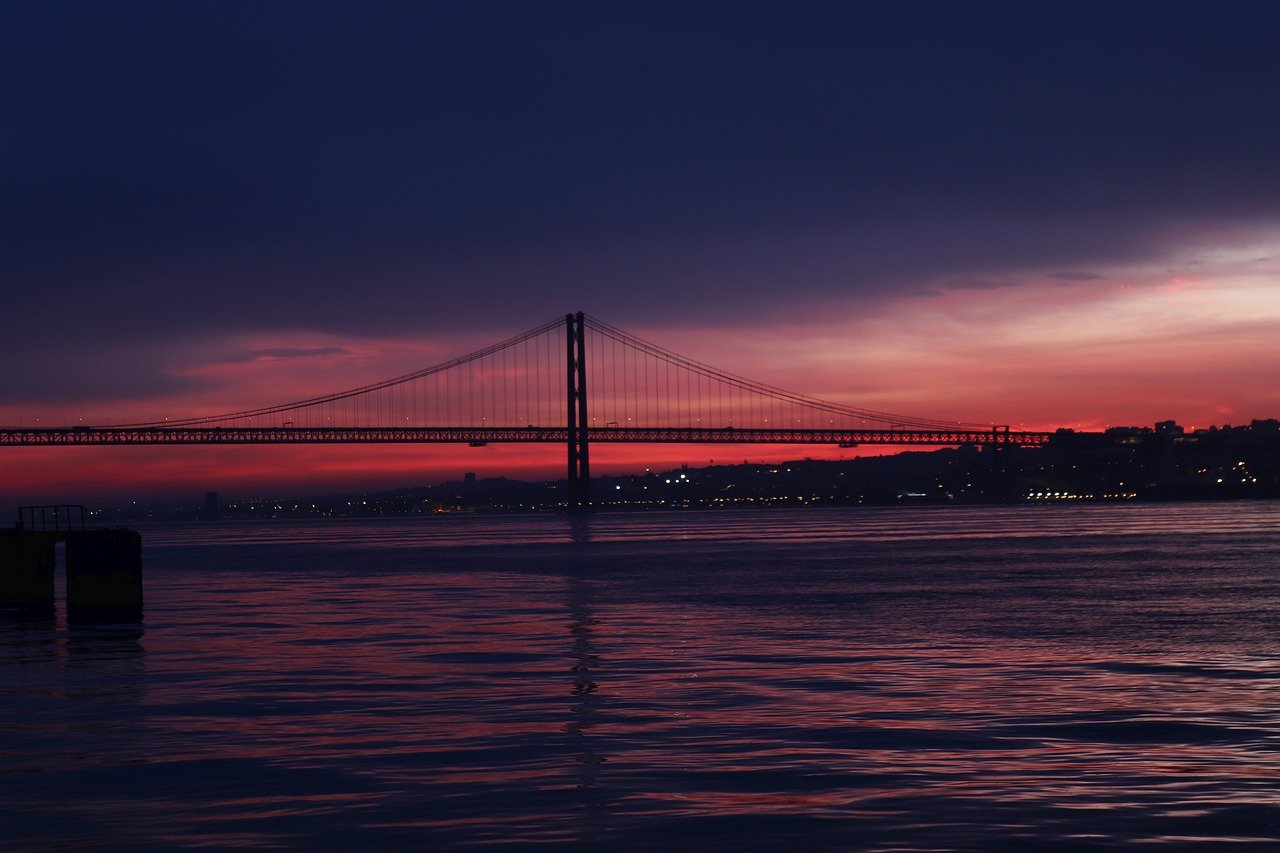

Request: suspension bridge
left=1, top=313, right=1053, bottom=506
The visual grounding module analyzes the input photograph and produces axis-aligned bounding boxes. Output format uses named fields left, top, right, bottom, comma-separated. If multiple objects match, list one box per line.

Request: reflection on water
left=132, top=500, right=1280, bottom=550
left=2, top=503, right=1280, bottom=849
left=564, top=575, right=611, bottom=843
left=0, top=602, right=56, bottom=633
left=569, top=513, right=594, bottom=544
left=65, top=621, right=145, bottom=655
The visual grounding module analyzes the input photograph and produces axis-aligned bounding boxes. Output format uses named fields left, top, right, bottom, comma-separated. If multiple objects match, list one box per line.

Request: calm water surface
left=4, top=503, right=1280, bottom=850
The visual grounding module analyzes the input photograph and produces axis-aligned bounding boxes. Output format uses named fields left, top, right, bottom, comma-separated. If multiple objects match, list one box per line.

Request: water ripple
left=3, top=503, right=1280, bottom=849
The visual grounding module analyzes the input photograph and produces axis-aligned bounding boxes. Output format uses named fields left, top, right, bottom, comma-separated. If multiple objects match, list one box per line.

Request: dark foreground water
left=4, top=503, right=1280, bottom=850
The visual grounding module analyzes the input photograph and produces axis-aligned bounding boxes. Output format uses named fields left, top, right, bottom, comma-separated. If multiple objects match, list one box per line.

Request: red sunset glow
left=5, top=3, right=1280, bottom=507
left=4, top=227, right=1278, bottom=505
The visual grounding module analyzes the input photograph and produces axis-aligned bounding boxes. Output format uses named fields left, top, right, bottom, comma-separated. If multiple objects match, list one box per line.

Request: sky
left=3, top=1, right=1280, bottom=503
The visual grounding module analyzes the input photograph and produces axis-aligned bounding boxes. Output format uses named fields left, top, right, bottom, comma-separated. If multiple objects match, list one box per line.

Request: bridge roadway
left=0, top=425, right=1054, bottom=447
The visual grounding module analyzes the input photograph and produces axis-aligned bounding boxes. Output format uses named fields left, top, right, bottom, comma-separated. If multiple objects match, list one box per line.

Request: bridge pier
left=566, top=312, right=591, bottom=511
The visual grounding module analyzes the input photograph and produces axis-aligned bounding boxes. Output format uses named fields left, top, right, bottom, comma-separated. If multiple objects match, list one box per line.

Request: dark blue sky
left=4, top=1, right=1280, bottom=409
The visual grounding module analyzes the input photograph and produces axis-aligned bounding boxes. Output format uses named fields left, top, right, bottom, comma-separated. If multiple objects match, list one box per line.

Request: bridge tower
left=990, top=424, right=1013, bottom=502
left=566, top=312, right=591, bottom=510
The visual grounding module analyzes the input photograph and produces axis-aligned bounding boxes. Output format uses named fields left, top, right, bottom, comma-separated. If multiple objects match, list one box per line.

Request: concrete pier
left=66, top=529, right=143, bottom=623
left=0, top=529, right=57, bottom=607
left=2, top=507, right=142, bottom=622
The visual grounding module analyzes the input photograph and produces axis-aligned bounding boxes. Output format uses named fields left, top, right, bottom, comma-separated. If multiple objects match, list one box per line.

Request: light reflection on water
left=1, top=502, right=1280, bottom=850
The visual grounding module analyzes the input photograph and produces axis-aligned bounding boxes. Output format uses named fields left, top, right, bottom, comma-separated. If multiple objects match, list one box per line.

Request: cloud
left=0, top=369, right=210, bottom=410
left=929, top=275, right=1015, bottom=292
left=5, top=3, right=1280, bottom=346
left=223, top=346, right=353, bottom=364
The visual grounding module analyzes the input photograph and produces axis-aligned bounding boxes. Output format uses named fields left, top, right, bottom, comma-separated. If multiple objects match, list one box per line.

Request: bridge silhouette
left=2, top=313, right=1053, bottom=507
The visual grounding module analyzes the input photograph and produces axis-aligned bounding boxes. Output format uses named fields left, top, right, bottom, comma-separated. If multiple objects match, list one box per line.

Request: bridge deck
left=0, top=426, right=1053, bottom=447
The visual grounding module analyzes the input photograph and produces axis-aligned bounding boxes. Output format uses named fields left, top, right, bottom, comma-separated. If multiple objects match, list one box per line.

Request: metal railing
left=17, top=505, right=87, bottom=532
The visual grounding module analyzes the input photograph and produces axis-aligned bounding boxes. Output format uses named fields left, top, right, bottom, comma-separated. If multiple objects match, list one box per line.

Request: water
left=4, top=503, right=1280, bottom=850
